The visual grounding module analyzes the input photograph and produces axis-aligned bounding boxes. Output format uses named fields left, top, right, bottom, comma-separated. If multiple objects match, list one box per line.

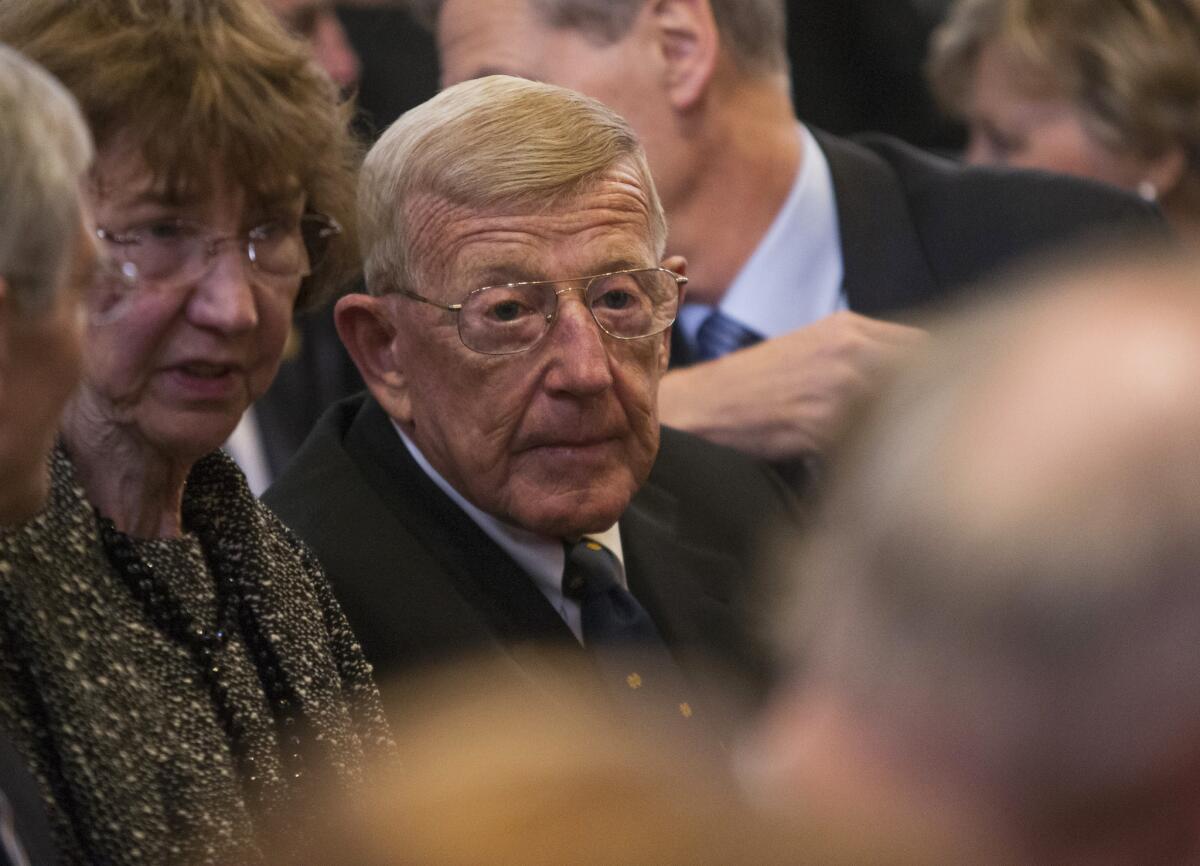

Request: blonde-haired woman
left=928, top=0, right=1200, bottom=242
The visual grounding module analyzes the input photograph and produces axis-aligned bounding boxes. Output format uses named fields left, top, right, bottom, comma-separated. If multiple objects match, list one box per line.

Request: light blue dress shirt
left=677, top=124, right=847, bottom=349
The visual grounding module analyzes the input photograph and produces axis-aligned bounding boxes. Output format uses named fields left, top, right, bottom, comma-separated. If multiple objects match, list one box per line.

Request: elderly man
left=415, top=0, right=1163, bottom=476
left=747, top=249, right=1200, bottom=864
left=266, top=75, right=794, bottom=728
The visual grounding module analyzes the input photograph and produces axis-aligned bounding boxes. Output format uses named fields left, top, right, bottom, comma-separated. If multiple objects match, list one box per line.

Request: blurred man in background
left=267, top=0, right=360, bottom=90
left=417, top=0, right=1160, bottom=483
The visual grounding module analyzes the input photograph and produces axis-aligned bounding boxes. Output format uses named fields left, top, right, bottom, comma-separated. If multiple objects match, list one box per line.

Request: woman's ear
left=1140, top=144, right=1188, bottom=201
left=649, top=0, right=720, bottom=112
left=335, top=293, right=413, bottom=424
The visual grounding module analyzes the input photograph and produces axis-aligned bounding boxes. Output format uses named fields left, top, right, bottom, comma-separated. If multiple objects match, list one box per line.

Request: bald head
left=934, top=258, right=1200, bottom=552
left=763, top=249, right=1200, bottom=862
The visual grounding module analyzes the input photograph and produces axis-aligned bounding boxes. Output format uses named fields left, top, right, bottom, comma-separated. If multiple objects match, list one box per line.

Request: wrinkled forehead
left=405, top=172, right=658, bottom=291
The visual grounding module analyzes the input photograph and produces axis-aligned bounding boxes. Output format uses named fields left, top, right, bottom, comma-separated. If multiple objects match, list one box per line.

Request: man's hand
left=659, top=311, right=925, bottom=461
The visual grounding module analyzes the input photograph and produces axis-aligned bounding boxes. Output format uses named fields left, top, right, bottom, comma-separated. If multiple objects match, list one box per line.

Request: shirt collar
left=678, top=123, right=846, bottom=343
left=391, top=421, right=626, bottom=596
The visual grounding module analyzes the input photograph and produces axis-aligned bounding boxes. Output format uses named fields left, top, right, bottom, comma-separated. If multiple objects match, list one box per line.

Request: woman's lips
left=164, top=362, right=240, bottom=400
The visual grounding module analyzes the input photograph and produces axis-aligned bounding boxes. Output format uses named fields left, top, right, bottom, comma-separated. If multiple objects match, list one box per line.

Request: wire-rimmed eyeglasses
left=394, top=267, right=687, bottom=355
left=95, top=212, right=341, bottom=291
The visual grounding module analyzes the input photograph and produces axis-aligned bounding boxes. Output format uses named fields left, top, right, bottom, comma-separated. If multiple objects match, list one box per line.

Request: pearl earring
left=1137, top=180, right=1158, bottom=202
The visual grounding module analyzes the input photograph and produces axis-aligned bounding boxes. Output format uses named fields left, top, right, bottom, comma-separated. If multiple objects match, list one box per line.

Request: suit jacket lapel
left=619, top=477, right=741, bottom=664
left=814, top=129, right=938, bottom=317
left=343, top=398, right=579, bottom=649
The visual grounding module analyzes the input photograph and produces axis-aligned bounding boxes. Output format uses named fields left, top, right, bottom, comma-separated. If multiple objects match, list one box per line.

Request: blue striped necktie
left=695, top=309, right=764, bottom=361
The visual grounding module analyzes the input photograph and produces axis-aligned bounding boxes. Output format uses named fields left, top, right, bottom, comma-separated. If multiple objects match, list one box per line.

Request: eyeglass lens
left=102, top=214, right=338, bottom=288
left=458, top=269, right=679, bottom=355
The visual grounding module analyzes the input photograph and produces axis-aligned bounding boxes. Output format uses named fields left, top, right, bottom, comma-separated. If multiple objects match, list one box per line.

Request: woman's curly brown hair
left=0, top=0, right=363, bottom=310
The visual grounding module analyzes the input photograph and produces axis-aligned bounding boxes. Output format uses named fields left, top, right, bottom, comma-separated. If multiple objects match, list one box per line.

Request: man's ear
left=335, top=293, right=413, bottom=425
left=659, top=254, right=687, bottom=372
left=662, top=254, right=687, bottom=305
left=648, top=0, right=719, bottom=112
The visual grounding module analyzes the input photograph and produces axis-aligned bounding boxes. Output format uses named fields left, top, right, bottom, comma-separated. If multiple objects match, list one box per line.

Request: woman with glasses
left=0, top=2, right=390, bottom=864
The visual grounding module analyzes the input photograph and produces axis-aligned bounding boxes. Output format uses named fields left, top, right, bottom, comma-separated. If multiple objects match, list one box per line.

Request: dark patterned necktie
left=695, top=309, right=764, bottom=361
left=562, top=539, right=697, bottom=725
left=564, top=539, right=664, bottom=646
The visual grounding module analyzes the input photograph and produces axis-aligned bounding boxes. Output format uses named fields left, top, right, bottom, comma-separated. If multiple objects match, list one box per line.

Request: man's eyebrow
left=470, top=259, right=652, bottom=288
left=473, top=265, right=538, bottom=287
left=594, top=258, right=646, bottom=274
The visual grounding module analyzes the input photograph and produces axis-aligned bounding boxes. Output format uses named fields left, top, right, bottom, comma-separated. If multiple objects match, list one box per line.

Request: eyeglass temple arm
left=395, top=287, right=463, bottom=312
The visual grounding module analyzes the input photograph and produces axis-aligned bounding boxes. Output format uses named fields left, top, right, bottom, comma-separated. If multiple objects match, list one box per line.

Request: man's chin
left=506, top=486, right=634, bottom=539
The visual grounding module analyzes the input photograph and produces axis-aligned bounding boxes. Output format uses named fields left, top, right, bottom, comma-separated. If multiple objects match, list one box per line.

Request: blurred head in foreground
left=750, top=247, right=1200, bottom=865
left=274, top=653, right=958, bottom=866
left=0, top=44, right=93, bottom=523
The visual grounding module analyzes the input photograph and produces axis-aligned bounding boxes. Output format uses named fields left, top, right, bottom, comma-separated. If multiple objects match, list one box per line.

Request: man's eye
left=488, top=299, right=532, bottom=322
left=595, top=289, right=634, bottom=311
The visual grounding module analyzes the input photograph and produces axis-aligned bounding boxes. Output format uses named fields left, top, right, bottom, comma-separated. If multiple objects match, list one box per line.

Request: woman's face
left=963, top=39, right=1151, bottom=190
left=82, top=145, right=303, bottom=463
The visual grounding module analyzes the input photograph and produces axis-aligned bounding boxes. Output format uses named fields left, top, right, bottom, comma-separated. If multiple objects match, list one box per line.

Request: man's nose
left=542, top=290, right=614, bottom=396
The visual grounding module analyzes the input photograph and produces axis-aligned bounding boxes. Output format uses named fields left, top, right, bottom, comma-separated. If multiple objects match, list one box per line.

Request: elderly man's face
left=384, top=164, right=672, bottom=538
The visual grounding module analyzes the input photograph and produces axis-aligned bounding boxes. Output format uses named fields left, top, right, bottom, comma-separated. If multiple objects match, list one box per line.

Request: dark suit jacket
left=671, top=130, right=1165, bottom=365
left=265, top=394, right=796, bottom=729
left=254, top=301, right=364, bottom=480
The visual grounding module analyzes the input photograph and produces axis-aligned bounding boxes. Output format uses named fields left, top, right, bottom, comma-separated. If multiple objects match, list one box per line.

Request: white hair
left=0, top=44, right=92, bottom=313
left=359, top=74, right=666, bottom=295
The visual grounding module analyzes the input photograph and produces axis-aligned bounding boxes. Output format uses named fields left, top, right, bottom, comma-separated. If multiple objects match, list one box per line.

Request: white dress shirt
left=223, top=407, right=272, bottom=497
left=393, top=421, right=625, bottom=644
left=677, top=124, right=847, bottom=347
